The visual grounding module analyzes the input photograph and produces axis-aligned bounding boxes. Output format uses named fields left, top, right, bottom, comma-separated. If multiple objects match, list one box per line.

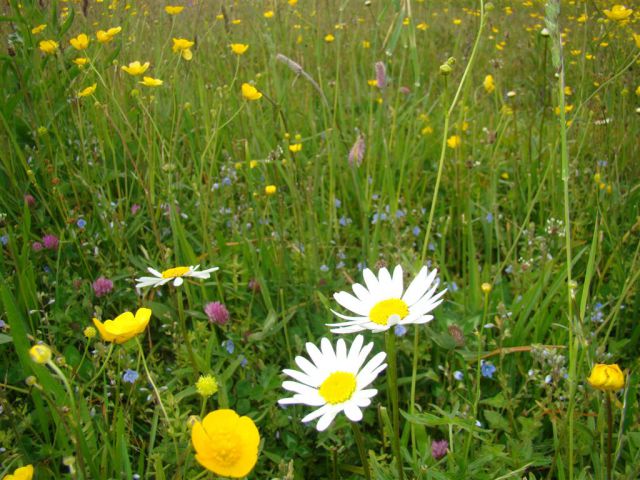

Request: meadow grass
left=1, top=0, right=639, bottom=478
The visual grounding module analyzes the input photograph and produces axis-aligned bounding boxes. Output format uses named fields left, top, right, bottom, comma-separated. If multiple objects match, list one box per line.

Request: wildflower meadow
left=1, top=0, right=640, bottom=478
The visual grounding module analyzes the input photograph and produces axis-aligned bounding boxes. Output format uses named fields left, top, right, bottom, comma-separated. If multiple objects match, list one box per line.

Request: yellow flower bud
left=29, top=344, right=52, bottom=364
left=481, top=283, right=492, bottom=294
left=84, top=326, right=97, bottom=339
left=587, top=364, right=624, bottom=391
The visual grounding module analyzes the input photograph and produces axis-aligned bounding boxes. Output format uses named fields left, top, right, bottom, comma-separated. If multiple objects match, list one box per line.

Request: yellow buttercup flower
left=121, top=61, right=150, bottom=76
left=263, top=10, right=274, bottom=18
left=633, top=33, right=640, bottom=49
left=92, top=307, right=152, bottom=344
left=483, top=74, right=495, bottom=93
left=230, top=43, right=249, bottom=55
left=241, top=83, right=262, bottom=100
left=447, top=135, right=461, bottom=149
left=96, top=26, right=121, bottom=43
left=265, top=185, right=277, bottom=195
left=588, top=364, right=625, bottom=391
left=324, top=33, right=335, bottom=43
left=191, top=409, right=260, bottom=478
left=172, top=38, right=194, bottom=60
left=140, top=76, right=163, bottom=87
left=29, top=344, right=52, bottom=364
left=603, top=5, right=633, bottom=21
left=165, top=5, right=184, bottom=15
left=288, top=0, right=298, bottom=5
left=73, top=57, right=89, bottom=68
left=289, top=143, right=302, bottom=152
left=31, top=24, right=47, bottom=34
left=70, top=33, right=89, bottom=50
left=38, top=40, right=59, bottom=55
left=2, top=464, right=34, bottom=480
left=78, top=83, right=97, bottom=98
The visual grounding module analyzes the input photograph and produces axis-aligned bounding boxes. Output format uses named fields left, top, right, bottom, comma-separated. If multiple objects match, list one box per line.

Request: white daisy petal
left=305, top=342, right=325, bottom=369
left=320, top=337, right=337, bottom=364
left=327, top=310, right=368, bottom=322
left=315, top=409, right=340, bottom=431
left=329, top=325, right=368, bottom=334
left=351, top=283, right=372, bottom=303
left=173, top=277, right=184, bottom=287
left=334, top=291, right=369, bottom=316
left=362, top=268, right=380, bottom=294
left=390, top=265, right=404, bottom=298
left=378, top=267, right=392, bottom=288
left=147, top=268, right=162, bottom=277
left=283, top=368, right=318, bottom=387
left=343, top=403, right=363, bottom=422
left=301, top=403, right=332, bottom=424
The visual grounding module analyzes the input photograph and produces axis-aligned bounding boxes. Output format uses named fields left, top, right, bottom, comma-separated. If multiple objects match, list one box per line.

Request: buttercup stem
left=351, top=422, right=371, bottom=480
left=606, top=392, right=612, bottom=480
left=385, top=331, right=403, bottom=480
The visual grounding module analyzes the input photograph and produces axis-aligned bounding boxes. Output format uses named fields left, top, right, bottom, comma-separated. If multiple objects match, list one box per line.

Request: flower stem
left=86, top=343, right=115, bottom=387
left=606, top=392, right=613, bottom=480
left=176, top=288, right=199, bottom=373
left=136, top=338, right=171, bottom=428
left=385, top=331, right=403, bottom=480
left=351, top=422, right=371, bottom=480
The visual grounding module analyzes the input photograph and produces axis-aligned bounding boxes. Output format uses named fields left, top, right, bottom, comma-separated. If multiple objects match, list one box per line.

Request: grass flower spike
left=191, top=409, right=260, bottom=478
left=3, top=464, right=34, bottom=480
left=92, top=307, right=151, bottom=344
left=327, top=265, right=445, bottom=334
left=278, top=335, right=387, bottom=431
left=135, top=265, right=218, bottom=288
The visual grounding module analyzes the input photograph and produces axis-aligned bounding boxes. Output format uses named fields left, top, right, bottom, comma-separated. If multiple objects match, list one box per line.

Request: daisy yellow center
left=161, top=266, right=190, bottom=278
left=369, top=298, right=409, bottom=325
left=319, top=371, right=357, bottom=404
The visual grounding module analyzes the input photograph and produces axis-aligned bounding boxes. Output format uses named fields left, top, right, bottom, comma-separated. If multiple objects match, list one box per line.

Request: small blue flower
left=395, top=209, right=405, bottom=219
left=123, top=369, right=139, bottom=384
left=77, top=218, right=87, bottom=229
left=0, top=319, right=6, bottom=329
left=481, top=360, right=496, bottom=379
left=394, top=324, right=407, bottom=337
left=336, top=261, right=345, bottom=269
left=222, top=177, right=232, bottom=186
left=0, top=235, right=8, bottom=246
left=485, top=212, right=493, bottom=223
left=320, top=264, right=329, bottom=272
left=453, top=370, right=464, bottom=381
left=412, top=226, right=421, bottom=236
left=334, top=198, right=342, bottom=208
left=240, top=356, right=248, bottom=367
left=357, top=262, right=367, bottom=271
left=223, top=339, right=235, bottom=354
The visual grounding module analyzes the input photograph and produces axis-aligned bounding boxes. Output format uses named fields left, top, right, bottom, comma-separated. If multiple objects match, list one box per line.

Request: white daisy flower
left=278, top=335, right=386, bottom=432
left=327, top=265, right=445, bottom=334
left=135, top=265, right=219, bottom=289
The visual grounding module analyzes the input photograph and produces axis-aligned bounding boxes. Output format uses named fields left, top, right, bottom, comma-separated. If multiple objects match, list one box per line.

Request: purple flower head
left=92, top=277, right=114, bottom=297
left=42, top=234, right=59, bottom=250
left=32, top=241, right=43, bottom=252
left=431, top=439, right=448, bottom=460
left=131, top=204, right=141, bottom=215
left=204, top=301, right=230, bottom=326
left=248, top=279, right=261, bottom=293
left=348, top=134, right=365, bottom=167
left=375, top=61, right=387, bottom=89
left=24, top=194, right=36, bottom=207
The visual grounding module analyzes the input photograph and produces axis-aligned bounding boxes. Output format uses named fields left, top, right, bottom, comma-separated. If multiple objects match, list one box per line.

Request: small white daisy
left=278, top=335, right=387, bottom=431
left=135, top=265, right=219, bottom=288
left=327, top=265, right=445, bottom=334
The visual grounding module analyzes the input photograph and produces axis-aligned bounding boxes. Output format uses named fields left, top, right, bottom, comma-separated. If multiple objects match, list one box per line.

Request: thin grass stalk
left=412, top=0, right=486, bottom=461
left=351, top=422, right=371, bottom=480
left=385, top=331, right=403, bottom=480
